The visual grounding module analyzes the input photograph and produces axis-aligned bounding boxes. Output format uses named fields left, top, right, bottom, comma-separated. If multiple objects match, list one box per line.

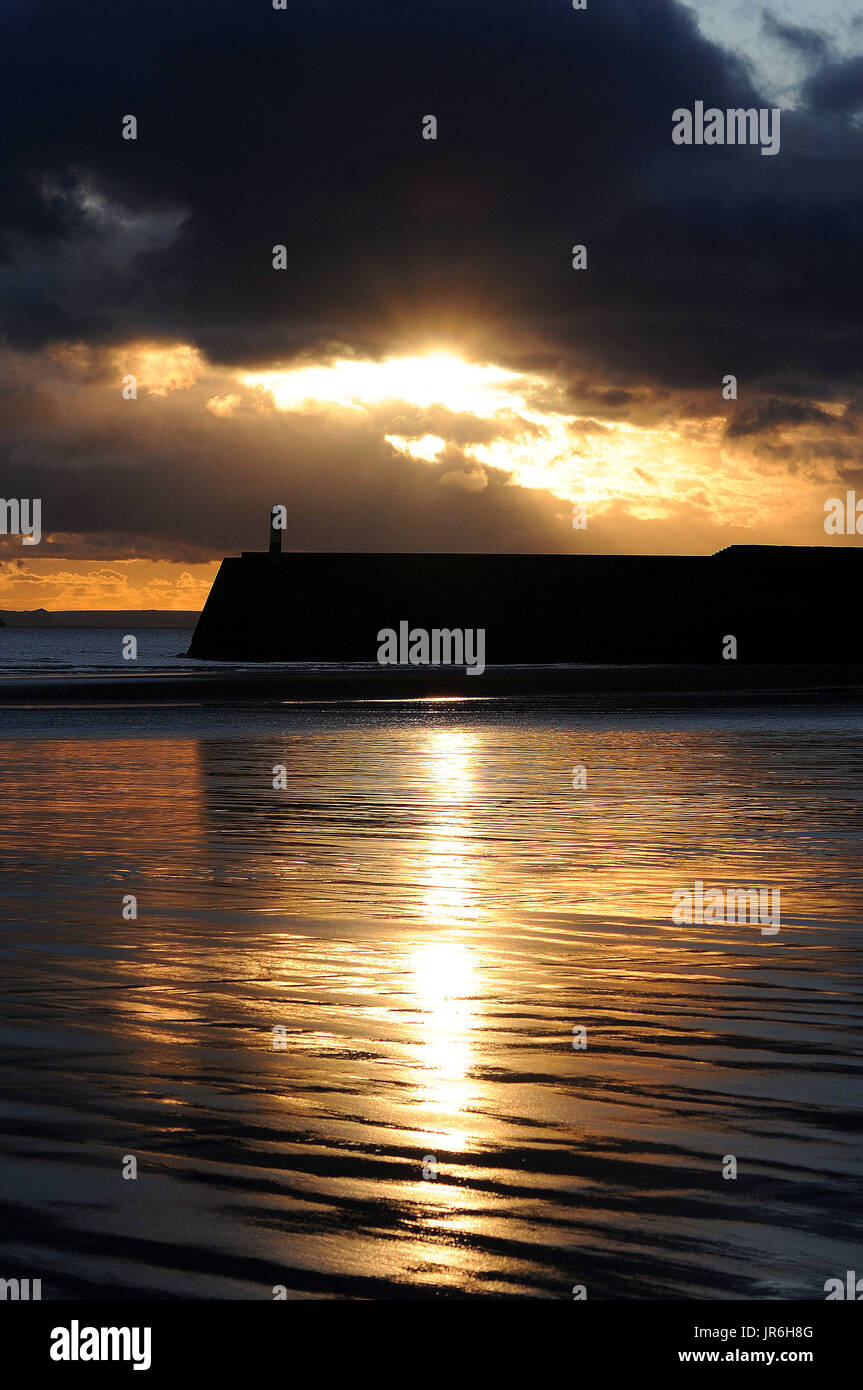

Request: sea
left=0, top=628, right=862, bottom=1298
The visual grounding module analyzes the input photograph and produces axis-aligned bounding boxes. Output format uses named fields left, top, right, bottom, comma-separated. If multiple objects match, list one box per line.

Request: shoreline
left=0, top=662, right=862, bottom=705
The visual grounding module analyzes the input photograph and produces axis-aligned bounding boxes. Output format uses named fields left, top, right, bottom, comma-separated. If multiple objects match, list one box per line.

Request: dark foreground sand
left=0, top=662, right=862, bottom=704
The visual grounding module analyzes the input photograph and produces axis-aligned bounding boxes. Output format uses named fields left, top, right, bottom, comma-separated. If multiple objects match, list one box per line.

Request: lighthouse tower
left=269, top=504, right=284, bottom=555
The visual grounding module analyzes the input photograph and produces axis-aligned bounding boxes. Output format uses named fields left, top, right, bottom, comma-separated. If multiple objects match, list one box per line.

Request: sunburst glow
left=241, top=352, right=524, bottom=414
left=236, top=349, right=828, bottom=528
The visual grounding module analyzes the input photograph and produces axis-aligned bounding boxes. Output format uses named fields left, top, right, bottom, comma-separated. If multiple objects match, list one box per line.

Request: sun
left=240, top=351, right=526, bottom=416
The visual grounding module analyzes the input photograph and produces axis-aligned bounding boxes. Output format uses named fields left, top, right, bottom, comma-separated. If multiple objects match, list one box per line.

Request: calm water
left=0, top=627, right=196, bottom=674
left=0, top=632, right=862, bottom=1298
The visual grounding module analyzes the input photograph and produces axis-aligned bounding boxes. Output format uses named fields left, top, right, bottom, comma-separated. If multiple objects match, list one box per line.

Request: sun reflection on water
left=410, top=937, right=480, bottom=1153
left=420, top=727, right=483, bottom=928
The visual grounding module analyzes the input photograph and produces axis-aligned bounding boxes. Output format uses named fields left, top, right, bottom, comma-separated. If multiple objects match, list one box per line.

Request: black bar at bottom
left=1, top=1299, right=856, bottom=1377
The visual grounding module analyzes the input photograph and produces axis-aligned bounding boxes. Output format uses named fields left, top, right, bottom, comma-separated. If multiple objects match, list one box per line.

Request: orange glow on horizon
left=0, top=558, right=217, bottom=612
left=0, top=338, right=855, bottom=611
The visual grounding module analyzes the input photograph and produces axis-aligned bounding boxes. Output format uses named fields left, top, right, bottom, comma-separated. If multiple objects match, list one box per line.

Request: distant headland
left=0, top=610, right=199, bottom=629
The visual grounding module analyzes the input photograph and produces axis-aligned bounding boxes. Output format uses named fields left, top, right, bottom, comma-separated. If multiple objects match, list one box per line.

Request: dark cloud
left=761, top=12, right=830, bottom=63
left=724, top=398, right=847, bottom=438
left=1, top=0, right=862, bottom=569
left=0, top=0, right=860, bottom=399
left=803, top=54, right=863, bottom=114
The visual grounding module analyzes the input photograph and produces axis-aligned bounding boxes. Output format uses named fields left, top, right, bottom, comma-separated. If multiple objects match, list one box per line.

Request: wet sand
left=0, top=662, right=862, bottom=704
left=1, top=702, right=862, bottom=1298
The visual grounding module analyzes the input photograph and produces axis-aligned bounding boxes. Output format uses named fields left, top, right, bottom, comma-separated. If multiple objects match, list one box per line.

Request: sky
left=0, top=0, right=861, bottom=609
